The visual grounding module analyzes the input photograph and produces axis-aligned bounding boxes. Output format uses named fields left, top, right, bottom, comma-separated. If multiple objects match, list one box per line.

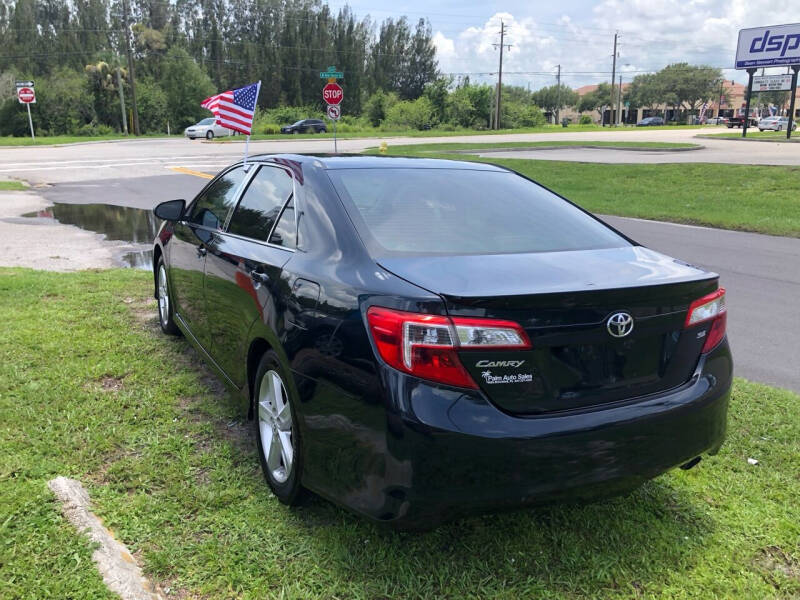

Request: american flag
left=201, top=81, right=260, bottom=135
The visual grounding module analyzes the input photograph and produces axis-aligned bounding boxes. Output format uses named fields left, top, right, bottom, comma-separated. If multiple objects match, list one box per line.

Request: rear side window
left=268, top=199, right=296, bottom=248
left=188, top=167, right=245, bottom=229
left=226, top=166, right=294, bottom=241
left=328, top=168, right=630, bottom=256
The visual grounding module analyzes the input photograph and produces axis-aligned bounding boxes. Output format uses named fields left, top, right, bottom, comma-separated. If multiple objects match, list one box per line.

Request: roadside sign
left=753, top=74, right=793, bottom=91
left=17, top=87, right=36, bottom=104
left=323, top=83, right=343, bottom=105
left=326, top=105, right=341, bottom=120
left=15, top=80, right=34, bottom=88
left=319, top=66, right=343, bottom=79
left=736, top=23, right=800, bottom=69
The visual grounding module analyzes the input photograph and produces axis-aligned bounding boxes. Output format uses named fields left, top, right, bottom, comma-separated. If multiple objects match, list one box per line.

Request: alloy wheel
left=157, top=264, right=169, bottom=326
left=257, top=370, right=294, bottom=484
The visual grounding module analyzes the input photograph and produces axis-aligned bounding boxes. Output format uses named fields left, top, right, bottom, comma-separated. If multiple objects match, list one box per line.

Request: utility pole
left=493, top=20, right=511, bottom=130
left=618, top=74, right=623, bottom=125
left=556, top=64, right=561, bottom=124
left=122, top=0, right=140, bottom=135
left=116, top=66, right=128, bottom=135
left=609, top=31, right=618, bottom=127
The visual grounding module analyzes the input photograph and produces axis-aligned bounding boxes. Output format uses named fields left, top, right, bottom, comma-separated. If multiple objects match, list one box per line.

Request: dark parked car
left=152, top=155, right=732, bottom=528
left=280, top=119, right=327, bottom=134
left=636, top=116, right=665, bottom=126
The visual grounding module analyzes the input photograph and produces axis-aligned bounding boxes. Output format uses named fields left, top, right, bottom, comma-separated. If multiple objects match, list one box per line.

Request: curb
left=447, top=144, right=704, bottom=154
left=694, top=134, right=800, bottom=144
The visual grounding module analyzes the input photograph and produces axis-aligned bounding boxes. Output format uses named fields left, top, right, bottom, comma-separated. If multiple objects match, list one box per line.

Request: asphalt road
left=2, top=130, right=798, bottom=392
left=2, top=128, right=800, bottom=186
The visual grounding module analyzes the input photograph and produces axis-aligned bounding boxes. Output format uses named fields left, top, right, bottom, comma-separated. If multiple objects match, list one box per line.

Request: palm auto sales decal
left=480, top=370, right=534, bottom=385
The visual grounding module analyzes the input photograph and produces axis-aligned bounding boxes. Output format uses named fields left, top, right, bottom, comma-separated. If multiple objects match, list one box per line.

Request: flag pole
left=243, top=80, right=261, bottom=169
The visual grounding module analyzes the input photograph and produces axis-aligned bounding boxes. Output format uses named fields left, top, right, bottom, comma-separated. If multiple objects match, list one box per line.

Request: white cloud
left=432, top=1, right=798, bottom=90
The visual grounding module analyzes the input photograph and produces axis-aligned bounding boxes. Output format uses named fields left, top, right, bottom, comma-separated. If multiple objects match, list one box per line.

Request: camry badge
left=607, top=312, right=634, bottom=338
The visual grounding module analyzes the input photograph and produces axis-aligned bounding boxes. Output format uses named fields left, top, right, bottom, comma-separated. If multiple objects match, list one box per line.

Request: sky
left=329, top=0, right=800, bottom=90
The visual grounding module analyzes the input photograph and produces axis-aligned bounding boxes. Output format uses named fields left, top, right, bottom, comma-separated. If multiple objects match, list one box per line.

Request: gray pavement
left=602, top=216, right=800, bottom=392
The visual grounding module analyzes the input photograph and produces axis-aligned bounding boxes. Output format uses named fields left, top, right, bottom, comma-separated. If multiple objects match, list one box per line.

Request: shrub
left=264, top=106, right=320, bottom=126
left=75, top=122, right=114, bottom=136
left=260, top=123, right=280, bottom=134
left=0, top=100, right=33, bottom=136
left=385, top=97, right=435, bottom=130
left=364, top=90, right=399, bottom=126
left=501, top=101, right=545, bottom=128
left=579, top=114, right=593, bottom=125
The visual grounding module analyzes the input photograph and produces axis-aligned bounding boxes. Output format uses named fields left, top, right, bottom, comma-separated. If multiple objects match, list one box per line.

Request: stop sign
left=17, top=87, right=35, bottom=104
left=322, top=83, right=343, bottom=105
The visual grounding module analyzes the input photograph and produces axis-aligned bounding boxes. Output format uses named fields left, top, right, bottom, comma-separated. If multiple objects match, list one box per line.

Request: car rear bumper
left=324, top=339, right=732, bottom=528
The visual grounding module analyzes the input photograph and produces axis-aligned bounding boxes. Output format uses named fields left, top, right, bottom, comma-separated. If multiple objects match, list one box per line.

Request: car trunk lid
left=378, top=246, right=719, bottom=414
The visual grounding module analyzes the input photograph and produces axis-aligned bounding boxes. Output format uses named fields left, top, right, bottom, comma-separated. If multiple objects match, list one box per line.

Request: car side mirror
left=154, top=199, right=186, bottom=221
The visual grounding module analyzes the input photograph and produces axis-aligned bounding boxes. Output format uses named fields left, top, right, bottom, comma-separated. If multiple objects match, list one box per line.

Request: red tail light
left=366, top=306, right=530, bottom=389
left=684, top=288, right=727, bottom=353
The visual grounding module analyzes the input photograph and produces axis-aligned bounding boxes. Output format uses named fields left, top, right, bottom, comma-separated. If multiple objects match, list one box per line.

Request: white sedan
left=184, top=118, right=235, bottom=140
left=757, top=116, right=796, bottom=132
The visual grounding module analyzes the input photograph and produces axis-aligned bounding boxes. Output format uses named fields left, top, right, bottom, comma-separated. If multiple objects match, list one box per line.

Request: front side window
left=227, top=166, right=294, bottom=241
left=188, top=167, right=245, bottom=229
left=329, top=168, right=630, bottom=256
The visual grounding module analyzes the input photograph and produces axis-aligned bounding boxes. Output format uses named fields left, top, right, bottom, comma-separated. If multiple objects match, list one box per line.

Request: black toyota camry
left=152, top=154, right=732, bottom=527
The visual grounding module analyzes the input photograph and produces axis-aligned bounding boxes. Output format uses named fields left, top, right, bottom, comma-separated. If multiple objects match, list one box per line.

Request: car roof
left=247, top=154, right=509, bottom=172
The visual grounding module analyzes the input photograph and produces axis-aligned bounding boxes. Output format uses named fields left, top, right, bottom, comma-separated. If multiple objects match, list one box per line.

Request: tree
left=532, top=84, right=578, bottom=121
left=423, top=76, right=452, bottom=123
left=369, top=17, right=438, bottom=99
left=159, top=47, right=215, bottom=129
left=626, top=73, right=662, bottom=110
left=657, top=63, right=722, bottom=117
left=577, top=83, right=612, bottom=123
left=445, top=83, right=492, bottom=128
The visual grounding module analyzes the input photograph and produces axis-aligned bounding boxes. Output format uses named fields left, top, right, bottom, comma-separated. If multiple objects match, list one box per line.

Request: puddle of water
left=22, top=203, right=160, bottom=270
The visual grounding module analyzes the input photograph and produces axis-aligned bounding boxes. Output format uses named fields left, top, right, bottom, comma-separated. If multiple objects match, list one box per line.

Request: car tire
left=206, top=130, right=214, bottom=140
left=759, top=129, right=764, bottom=132
left=188, top=137, right=195, bottom=140
left=253, top=351, right=305, bottom=505
left=777, top=125, right=783, bottom=132
left=156, top=257, right=181, bottom=336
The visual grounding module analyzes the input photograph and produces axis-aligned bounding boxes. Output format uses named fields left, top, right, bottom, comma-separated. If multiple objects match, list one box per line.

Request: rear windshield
left=328, top=168, right=630, bottom=255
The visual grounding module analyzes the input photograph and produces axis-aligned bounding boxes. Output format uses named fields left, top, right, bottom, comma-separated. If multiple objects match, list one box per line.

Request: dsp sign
left=322, top=83, right=343, bottom=105
left=736, top=23, right=800, bottom=68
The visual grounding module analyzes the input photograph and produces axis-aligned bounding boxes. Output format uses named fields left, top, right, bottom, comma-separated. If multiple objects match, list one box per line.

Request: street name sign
left=319, top=66, right=343, bottom=79
left=753, top=74, right=793, bottom=91
left=736, top=23, right=800, bottom=68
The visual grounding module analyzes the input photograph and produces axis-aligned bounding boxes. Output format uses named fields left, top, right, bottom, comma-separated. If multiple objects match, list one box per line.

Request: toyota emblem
left=607, top=312, right=634, bottom=338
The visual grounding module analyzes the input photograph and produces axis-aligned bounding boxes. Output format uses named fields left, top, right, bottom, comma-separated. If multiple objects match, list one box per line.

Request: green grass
left=371, top=145, right=800, bottom=237
left=1, top=267, right=799, bottom=599
left=0, top=134, right=178, bottom=147
left=699, top=131, right=800, bottom=142
left=0, top=180, right=26, bottom=191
